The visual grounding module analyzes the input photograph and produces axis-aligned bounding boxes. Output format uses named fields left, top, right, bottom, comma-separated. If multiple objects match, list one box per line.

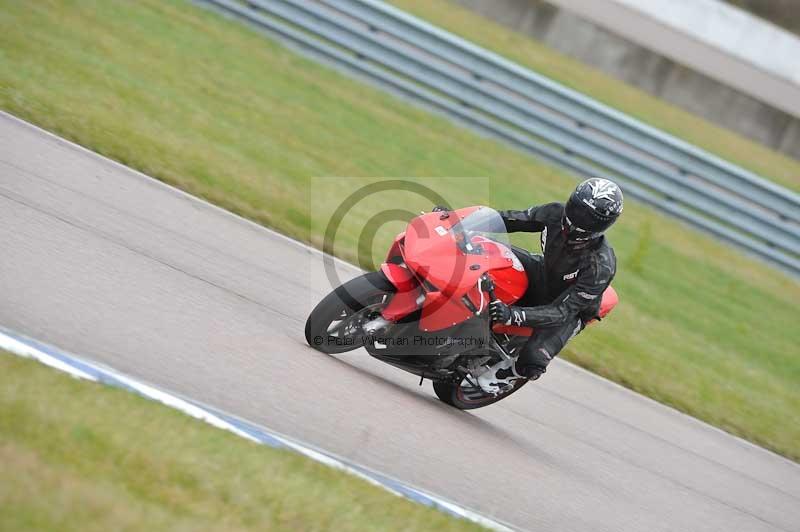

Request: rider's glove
left=432, top=205, right=450, bottom=212
left=489, top=300, right=525, bottom=326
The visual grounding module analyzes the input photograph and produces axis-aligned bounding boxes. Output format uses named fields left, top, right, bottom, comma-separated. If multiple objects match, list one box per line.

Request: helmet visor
left=562, top=214, right=604, bottom=242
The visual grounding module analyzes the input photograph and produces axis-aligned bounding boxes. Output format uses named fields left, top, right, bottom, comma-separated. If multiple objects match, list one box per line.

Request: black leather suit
left=500, top=203, right=617, bottom=378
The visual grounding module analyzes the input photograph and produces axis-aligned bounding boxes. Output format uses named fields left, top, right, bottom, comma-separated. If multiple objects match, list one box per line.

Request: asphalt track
left=2, top=112, right=800, bottom=531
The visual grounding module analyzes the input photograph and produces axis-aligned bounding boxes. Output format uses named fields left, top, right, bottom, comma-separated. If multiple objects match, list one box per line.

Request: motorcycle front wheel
left=433, top=373, right=527, bottom=410
left=305, top=271, right=396, bottom=354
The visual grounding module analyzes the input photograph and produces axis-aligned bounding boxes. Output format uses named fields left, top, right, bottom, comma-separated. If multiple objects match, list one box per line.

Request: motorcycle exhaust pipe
left=363, top=316, right=391, bottom=335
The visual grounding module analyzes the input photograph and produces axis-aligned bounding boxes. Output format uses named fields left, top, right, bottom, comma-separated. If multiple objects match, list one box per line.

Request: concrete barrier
left=451, top=0, right=800, bottom=159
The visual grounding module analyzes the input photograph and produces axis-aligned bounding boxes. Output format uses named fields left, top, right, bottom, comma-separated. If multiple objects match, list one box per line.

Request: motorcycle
left=305, top=206, right=618, bottom=409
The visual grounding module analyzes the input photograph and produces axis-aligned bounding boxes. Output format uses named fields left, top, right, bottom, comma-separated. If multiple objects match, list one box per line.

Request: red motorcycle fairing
left=379, top=207, right=528, bottom=332
left=380, top=262, right=423, bottom=320
left=380, top=262, right=417, bottom=292
left=385, top=231, right=405, bottom=264
left=598, top=285, right=619, bottom=319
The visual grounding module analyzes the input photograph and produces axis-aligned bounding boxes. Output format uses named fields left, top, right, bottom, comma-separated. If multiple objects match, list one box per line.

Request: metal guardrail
left=197, top=0, right=800, bottom=276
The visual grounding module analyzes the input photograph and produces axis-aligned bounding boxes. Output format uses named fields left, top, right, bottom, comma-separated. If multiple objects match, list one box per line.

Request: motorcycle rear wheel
left=305, top=271, right=396, bottom=354
left=433, top=373, right=527, bottom=410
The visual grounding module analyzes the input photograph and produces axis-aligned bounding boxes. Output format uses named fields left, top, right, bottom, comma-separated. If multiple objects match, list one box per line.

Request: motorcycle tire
left=305, top=271, right=396, bottom=354
left=433, top=373, right=527, bottom=410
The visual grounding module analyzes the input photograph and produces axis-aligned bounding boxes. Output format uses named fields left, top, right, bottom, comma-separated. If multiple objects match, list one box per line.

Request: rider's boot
left=476, top=358, right=526, bottom=395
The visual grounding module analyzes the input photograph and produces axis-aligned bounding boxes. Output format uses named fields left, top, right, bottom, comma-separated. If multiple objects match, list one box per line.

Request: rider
left=476, top=177, right=624, bottom=394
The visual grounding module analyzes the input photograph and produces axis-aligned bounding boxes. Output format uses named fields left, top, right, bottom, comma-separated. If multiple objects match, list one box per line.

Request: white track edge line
left=0, top=328, right=515, bottom=532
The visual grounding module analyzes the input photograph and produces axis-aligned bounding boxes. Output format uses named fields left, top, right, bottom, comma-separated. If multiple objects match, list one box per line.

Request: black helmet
left=563, top=178, right=623, bottom=245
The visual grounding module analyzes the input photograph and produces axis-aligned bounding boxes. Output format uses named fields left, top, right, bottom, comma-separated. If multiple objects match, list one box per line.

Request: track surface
left=2, top=113, right=799, bottom=531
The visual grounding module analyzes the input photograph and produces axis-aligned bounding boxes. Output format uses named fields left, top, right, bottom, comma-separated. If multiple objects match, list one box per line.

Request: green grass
left=0, top=354, right=484, bottom=531
left=0, top=0, right=798, bottom=461
left=389, top=0, right=800, bottom=193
